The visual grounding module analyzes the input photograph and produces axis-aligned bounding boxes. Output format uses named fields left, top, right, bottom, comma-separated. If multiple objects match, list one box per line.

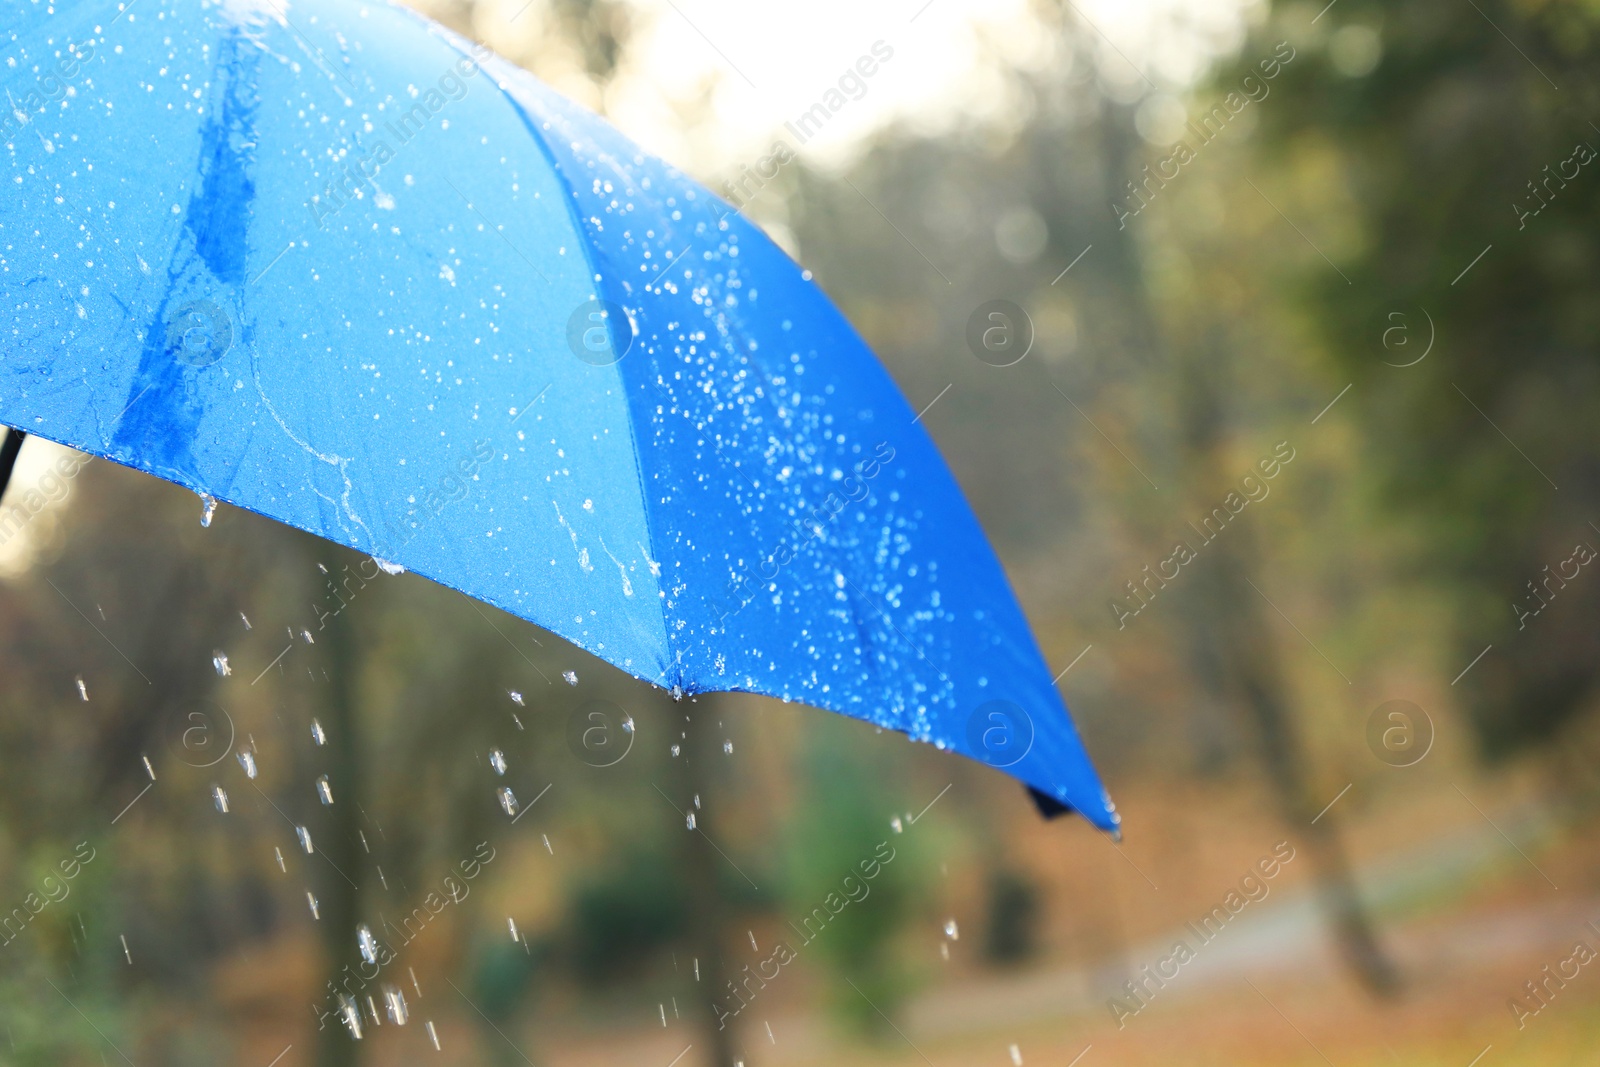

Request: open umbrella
left=0, top=0, right=1115, bottom=830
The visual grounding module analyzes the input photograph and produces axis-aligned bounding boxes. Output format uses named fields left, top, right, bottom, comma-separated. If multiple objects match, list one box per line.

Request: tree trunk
left=673, top=695, right=741, bottom=1067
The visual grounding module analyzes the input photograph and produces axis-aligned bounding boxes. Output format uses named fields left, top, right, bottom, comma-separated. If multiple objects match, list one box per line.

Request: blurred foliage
left=5, top=0, right=1600, bottom=1063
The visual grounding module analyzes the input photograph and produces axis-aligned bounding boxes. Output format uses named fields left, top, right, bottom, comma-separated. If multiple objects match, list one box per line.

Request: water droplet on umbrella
left=507, top=917, right=519, bottom=941
left=75, top=676, right=88, bottom=701
left=212, top=784, right=229, bottom=812
left=307, top=892, right=320, bottom=919
left=373, top=557, right=405, bottom=575
left=489, top=749, right=507, bottom=775
left=237, top=749, right=257, bottom=779
left=317, top=775, right=334, bottom=805
left=508, top=690, right=524, bottom=706
left=425, top=1020, right=441, bottom=1050
left=890, top=816, right=903, bottom=833
left=562, top=670, right=578, bottom=686
left=384, top=985, right=409, bottom=1025
left=685, top=811, right=696, bottom=830
left=944, top=919, right=959, bottom=940
left=212, top=650, right=231, bottom=676
left=198, top=492, right=218, bottom=527
left=357, top=924, right=378, bottom=964
left=311, top=719, right=326, bottom=745
left=723, top=739, right=733, bottom=754
left=498, top=786, right=518, bottom=816
left=296, top=826, right=314, bottom=853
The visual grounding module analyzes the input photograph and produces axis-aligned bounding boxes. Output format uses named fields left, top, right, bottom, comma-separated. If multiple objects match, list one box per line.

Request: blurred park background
left=4, top=0, right=1600, bottom=1063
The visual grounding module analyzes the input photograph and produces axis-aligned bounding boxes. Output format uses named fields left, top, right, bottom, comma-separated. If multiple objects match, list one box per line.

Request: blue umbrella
left=1, top=0, right=1115, bottom=830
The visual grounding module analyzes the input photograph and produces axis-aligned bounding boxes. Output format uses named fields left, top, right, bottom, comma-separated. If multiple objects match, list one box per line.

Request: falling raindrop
left=944, top=919, right=960, bottom=940
left=383, top=986, right=408, bottom=1025
left=339, top=995, right=364, bottom=1039
left=542, top=833, right=552, bottom=854
left=307, top=892, right=320, bottom=919
left=301, top=629, right=315, bottom=644
left=212, top=785, right=229, bottom=813
left=425, top=1020, right=441, bottom=1050
left=275, top=847, right=286, bottom=872
left=658, top=1004, right=666, bottom=1028
left=1010, top=1042, right=1024, bottom=1065
left=141, top=754, right=156, bottom=781
left=670, top=744, right=680, bottom=757
left=940, top=942, right=950, bottom=960
left=723, top=739, right=733, bottom=754
left=890, top=816, right=903, bottom=833
left=311, top=719, right=327, bottom=745
left=693, top=794, right=702, bottom=810
left=508, top=690, right=524, bottom=705
left=75, top=676, right=88, bottom=701
left=498, top=786, right=518, bottom=816
left=198, top=492, right=218, bottom=527
left=212, top=650, right=231, bottom=676
left=694, top=958, right=701, bottom=981
left=748, top=930, right=758, bottom=952
left=240, top=612, right=252, bottom=630
left=296, top=826, right=315, bottom=853
left=120, top=934, right=132, bottom=964
left=511, top=714, right=525, bottom=731
left=489, top=749, right=507, bottom=775
left=237, top=749, right=257, bottom=779
left=622, top=716, right=635, bottom=734
left=357, top=924, right=378, bottom=964
left=507, top=917, right=520, bottom=942
left=316, top=775, right=335, bottom=805
left=685, top=811, right=697, bottom=830
left=562, top=670, right=578, bottom=686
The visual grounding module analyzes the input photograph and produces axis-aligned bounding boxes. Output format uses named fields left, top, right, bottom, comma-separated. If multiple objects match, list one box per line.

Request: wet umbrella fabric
left=0, top=0, right=1115, bottom=829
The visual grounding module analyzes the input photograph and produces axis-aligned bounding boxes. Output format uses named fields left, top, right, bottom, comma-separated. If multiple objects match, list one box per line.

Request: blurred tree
left=1226, top=0, right=1600, bottom=762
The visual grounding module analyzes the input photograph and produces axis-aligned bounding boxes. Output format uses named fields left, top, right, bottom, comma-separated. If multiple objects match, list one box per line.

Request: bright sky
left=478, top=0, right=1255, bottom=176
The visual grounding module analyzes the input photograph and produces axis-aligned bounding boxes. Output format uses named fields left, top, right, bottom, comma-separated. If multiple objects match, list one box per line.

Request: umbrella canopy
left=0, top=0, right=1116, bottom=830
